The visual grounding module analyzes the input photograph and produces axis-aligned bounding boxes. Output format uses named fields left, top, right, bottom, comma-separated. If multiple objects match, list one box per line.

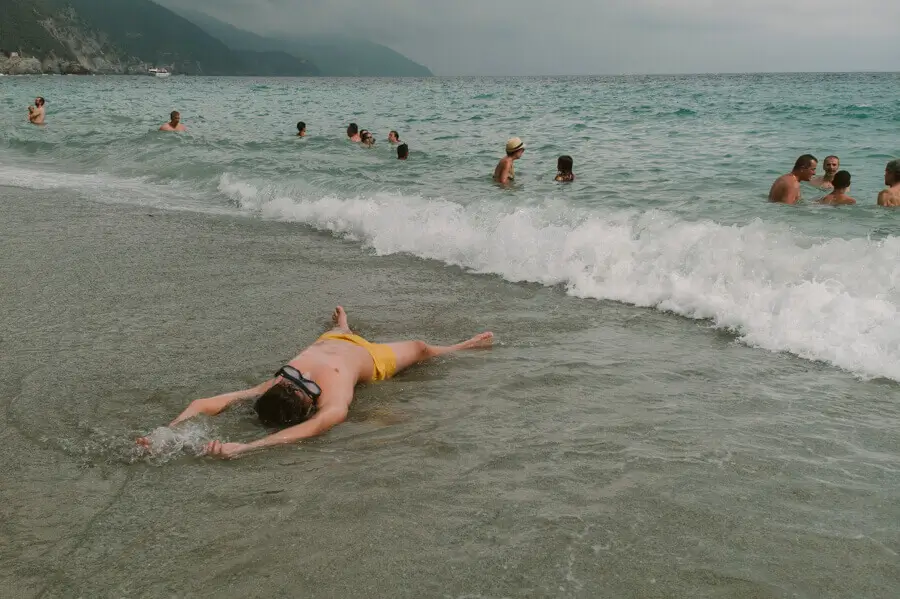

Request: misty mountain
left=168, top=7, right=433, bottom=77
left=0, top=0, right=318, bottom=75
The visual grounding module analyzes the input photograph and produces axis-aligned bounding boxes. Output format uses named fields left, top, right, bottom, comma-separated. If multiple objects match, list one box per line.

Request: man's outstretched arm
left=170, top=380, right=276, bottom=425
left=204, top=388, right=352, bottom=459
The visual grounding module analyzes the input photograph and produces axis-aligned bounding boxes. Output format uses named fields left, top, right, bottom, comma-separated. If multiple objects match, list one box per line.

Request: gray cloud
left=167, top=0, right=900, bottom=75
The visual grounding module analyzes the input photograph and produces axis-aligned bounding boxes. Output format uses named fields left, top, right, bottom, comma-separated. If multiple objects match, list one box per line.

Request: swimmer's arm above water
left=204, top=388, right=352, bottom=459
left=170, top=380, right=276, bottom=425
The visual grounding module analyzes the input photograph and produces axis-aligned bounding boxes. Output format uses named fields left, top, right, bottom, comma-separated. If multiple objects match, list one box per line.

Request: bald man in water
left=811, top=155, right=840, bottom=190
left=139, top=306, right=493, bottom=459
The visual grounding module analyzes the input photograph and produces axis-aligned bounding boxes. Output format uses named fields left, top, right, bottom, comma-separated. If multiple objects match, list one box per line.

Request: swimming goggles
left=275, top=365, right=322, bottom=400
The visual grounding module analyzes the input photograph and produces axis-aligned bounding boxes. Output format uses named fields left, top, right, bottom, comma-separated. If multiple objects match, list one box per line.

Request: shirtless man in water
left=159, top=111, right=186, bottom=132
left=27, top=97, right=46, bottom=125
left=768, top=154, right=817, bottom=204
left=810, top=155, right=839, bottom=190
left=877, top=159, right=900, bottom=207
left=138, top=306, right=493, bottom=459
left=493, top=137, right=525, bottom=184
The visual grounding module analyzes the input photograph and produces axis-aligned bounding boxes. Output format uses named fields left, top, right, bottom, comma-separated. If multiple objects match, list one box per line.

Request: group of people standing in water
left=29, top=98, right=900, bottom=203
left=768, top=154, right=900, bottom=207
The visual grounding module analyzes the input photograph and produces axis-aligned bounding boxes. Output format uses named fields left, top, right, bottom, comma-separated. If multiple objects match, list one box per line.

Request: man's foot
left=332, top=305, right=350, bottom=331
left=458, top=331, right=494, bottom=350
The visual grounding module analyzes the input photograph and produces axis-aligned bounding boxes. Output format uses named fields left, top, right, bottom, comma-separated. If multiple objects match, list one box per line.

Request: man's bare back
left=818, top=191, right=856, bottom=205
left=493, top=156, right=514, bottom=183
left=878, top=186, right=900, bottom=207
left=768, top=173, right=801, bottom=204
left=139, top=306, right=493, bottom=459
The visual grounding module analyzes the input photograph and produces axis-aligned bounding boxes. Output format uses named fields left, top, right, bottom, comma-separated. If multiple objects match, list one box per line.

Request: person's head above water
left=792, top=154, right=817, bottom=181
left=297, top=121, right=306, bottom=136
left=506, top=137, right=525, bottom=157
left=823, top=155, right=840, bottom=176
left=557, top=155, right=573, bottom=174
left=35, top=96, right=45, bottom=107
left=388, top=130, right=400, bottom=143
left=347, top=123, right=359, bottom=137
left=254, top=366, right=320, bottom=428
left=397, top=143, right=409, bottom=160
left=170, top=110, right=180, bottom=123
left=885, top=159, right=900, bottom=185
left=831, top=170, right=851, bottom=190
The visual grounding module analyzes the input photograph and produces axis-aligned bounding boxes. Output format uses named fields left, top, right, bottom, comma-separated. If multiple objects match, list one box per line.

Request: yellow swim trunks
left=317, top=332, right=397, bottom=381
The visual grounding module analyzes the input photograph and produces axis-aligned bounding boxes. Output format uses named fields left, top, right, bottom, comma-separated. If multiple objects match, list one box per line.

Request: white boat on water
left=149, top=67, right=171, bottom=78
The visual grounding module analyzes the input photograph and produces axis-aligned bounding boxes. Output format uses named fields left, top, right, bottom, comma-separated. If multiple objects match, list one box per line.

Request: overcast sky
left=170, top=0, right=900, bottom=75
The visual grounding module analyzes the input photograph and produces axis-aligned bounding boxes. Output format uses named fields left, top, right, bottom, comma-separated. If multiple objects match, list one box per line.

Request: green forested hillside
left=0, top=0, right=70, bottom=56
left=0, top=0, right=318, bottom=75
left=169, top=7, right=433, bottom=77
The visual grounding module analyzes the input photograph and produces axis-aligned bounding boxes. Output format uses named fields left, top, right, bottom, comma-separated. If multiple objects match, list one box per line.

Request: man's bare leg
left=328, top=305, right=352, bottom=334
left=386, top=332, right=494, bottom=374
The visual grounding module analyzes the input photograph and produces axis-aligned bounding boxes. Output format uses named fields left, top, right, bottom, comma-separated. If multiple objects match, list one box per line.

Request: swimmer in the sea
left=137, top=306, right=493, bottom=459
left=360, top=130, right=375, bottom=147
left=159, top=111, right=186, bottom=132
left=397, top=143, right=409, bottom=160
left=818, top=170, right=856, bottom=205
left=811, top=155, right=840, bottom=190
left=877, top=159, right=900, bottom=207
left=493, top=137, right=525, bottom=185
left=554, top=155, right=575, bottom=182
left=296, top=121, right=306, bottom=137
left=388, top=130, right=401, bottom=144
left=347, top=123, right=361, bottom=142
left=768, top=154, right=817, bottom=204
left=27, top=96, right=46, bottom=125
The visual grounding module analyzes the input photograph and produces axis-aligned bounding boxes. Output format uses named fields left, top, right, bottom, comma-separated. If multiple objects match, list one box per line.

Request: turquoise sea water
left=1, top=74, right=899, bottom=597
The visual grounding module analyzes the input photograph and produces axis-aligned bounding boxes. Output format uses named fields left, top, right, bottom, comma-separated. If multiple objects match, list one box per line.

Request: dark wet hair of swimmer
left=297, top=121, right=306, bottom=135
left=793, top=154, right=817, bottom=171
left=397, top=143, right=409, bottom=160
left=254, top=380, right=317, bottom=427
left=832, top=170, right=851, bottom=190
left=36, top=96, right=45, bottom=107
left=347, top=123, right=359, bottom=137
left=557, top=155, right=573, bottom=173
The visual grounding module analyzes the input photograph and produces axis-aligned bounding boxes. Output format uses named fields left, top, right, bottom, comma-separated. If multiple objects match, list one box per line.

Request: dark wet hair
left=557, top=155, right=573, bottom=173
left=397, top=143, right=409, bottom=159
left=347, top=123, right=359, bottom=136
left=886, top=159, right=900, bottom=178
left=793, top=154, right=817, bottom=171
left=254, top=383, right=316, bottom=428
left=36, top=96, right=45, bottom=106
left=832, top=170, right=851, bottom=189
left=390, top=130, right=400, bottom=140
left=297, top=121, right=306, bottom=132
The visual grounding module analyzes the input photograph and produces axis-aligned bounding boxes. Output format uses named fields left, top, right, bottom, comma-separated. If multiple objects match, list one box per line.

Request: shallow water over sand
left=1, top=74, right=899, bottom=597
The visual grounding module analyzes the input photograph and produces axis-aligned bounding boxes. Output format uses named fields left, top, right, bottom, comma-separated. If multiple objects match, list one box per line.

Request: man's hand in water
left=204, top=440, right=249, bottom=460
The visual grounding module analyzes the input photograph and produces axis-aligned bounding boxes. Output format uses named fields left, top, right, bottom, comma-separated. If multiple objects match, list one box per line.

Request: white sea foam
left=221, top=173, right=900, bottom=381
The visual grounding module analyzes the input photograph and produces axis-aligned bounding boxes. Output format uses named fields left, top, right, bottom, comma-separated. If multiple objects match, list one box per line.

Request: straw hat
left=506, top=137, right=525, bottom=153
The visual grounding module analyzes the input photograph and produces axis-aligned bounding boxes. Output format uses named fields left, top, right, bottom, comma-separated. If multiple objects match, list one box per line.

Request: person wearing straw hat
left=493, top=137, right=525, bottom=184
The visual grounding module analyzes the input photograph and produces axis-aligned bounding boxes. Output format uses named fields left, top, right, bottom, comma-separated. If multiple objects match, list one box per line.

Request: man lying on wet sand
left=138, top=306, right=493, bottom=459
